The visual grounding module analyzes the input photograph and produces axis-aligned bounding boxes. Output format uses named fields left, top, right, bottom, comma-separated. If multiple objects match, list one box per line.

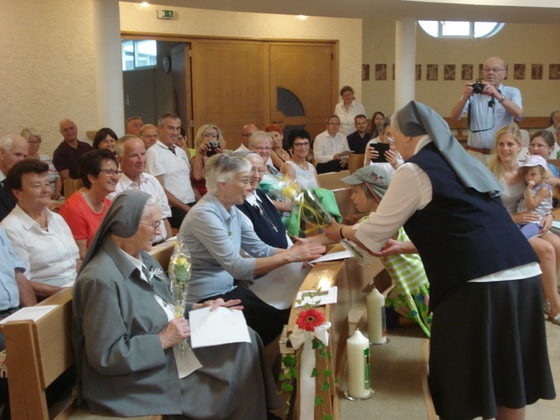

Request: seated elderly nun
left=72, top=190, right=279, bottom=419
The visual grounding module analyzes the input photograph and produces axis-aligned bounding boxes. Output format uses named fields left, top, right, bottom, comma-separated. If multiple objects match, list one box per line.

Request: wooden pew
left=284, top=245, right=390, bottom=419
left=443, top=117, right=550, bottom=147
left=62, top=179, right=83, bottom=198
left=317, top=170, right=349, bottom=190
left=347, top=154, right=364, bottom=174
left=2, top=289, right=162, bottom=420
left=518, top=117, right=550, bottom=132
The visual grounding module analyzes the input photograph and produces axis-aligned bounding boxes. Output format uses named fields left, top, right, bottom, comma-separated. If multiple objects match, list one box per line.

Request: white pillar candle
left=346, top=329, right=372, bottom=399
left=367, top=287, right=387, bottom=344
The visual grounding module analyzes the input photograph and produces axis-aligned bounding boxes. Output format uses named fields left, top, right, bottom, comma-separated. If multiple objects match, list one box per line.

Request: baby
left=516, top=154, right=553, bottom=239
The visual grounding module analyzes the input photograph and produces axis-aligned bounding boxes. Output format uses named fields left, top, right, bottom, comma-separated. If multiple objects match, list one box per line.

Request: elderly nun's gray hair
left=204, top=151, right=251, bottom=194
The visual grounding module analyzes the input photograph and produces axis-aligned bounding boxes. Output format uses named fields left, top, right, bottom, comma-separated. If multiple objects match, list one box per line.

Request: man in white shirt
left=145, top=113, right=198, bottom=228
left=113, top=135, right=173, bottom=243
left=313, top=115, right=351, bottom=173
left=235, top=123, right=258, bottom=152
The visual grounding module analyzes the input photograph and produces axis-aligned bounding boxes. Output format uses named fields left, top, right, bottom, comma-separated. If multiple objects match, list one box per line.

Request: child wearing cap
left=340, top=165, right=431, bottom=337
left=517, top=154, right=553, bottom=239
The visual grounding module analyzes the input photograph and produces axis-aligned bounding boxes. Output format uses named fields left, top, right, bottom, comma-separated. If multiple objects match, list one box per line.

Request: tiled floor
left=341, top=321, right=560, bottom=420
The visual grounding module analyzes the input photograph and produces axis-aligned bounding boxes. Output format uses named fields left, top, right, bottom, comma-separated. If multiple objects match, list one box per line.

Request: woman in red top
left=60, top=149, right=119, bottom=258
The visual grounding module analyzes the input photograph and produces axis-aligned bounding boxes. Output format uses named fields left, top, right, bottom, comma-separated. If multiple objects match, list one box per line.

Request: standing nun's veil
left=80, top=190, right=151, bottom=271
left=396, top=101, right=503, bottom=197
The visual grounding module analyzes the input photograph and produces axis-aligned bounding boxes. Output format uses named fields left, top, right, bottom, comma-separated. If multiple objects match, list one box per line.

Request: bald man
left=52, top=119, right=92, bottom=180
left=450, top=56, right=523, bottom=163
left=0, top=135, right=28, bottom=220
left=235, top=123, right=258, bottom=152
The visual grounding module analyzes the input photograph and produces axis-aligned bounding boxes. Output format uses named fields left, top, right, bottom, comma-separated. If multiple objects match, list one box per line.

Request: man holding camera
left=450, top=56, right=523, bottom=163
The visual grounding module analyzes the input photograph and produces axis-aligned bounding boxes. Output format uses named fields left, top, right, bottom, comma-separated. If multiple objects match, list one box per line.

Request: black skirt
left=429, top=276, right=555, bottom=420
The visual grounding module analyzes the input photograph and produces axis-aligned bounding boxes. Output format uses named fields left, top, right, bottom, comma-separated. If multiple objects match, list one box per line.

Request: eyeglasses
left=203, top=132, right=218, bottom=138
left=99, top=169, right=121, bottom=176
left=234, top=177, right=251, bottom=185
left=529, top=143, right=549, bottom=149
left=483, top=67, right=505, bottom=73
left=253, top=146, right=271, bottom=151
left=293, top=142, right=309, bottom=147
left=327, top=122, right=340, bottom=126
left=250, top=168, right=265, bottom=174
left=140, top=220, right=162, bottom=230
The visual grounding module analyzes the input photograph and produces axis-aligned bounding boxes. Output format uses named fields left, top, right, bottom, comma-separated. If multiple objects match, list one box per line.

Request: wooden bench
left=283, top=244, right=391, bottom=419
left=444, top=116, right=550, bottom=146
left=518, top=117, right=550, bottom=132
left=2, top=288, right=162, bottom=420
left=317, top=170, right=349, bottom=190
left=443, top=117, right=468, bottom=144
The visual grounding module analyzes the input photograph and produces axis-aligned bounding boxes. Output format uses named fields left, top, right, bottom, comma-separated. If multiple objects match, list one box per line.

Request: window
left=418, top=21, right=504, bottom=39
left=121, top=40, right=157, bottom=71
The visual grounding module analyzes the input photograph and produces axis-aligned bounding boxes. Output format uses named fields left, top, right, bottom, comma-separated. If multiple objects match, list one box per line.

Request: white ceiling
left=126, top=0, right=560, bottom=24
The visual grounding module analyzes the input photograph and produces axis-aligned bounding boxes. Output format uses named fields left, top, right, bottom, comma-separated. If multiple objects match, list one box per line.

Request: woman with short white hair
left=180, top=152, right=325, bottom=345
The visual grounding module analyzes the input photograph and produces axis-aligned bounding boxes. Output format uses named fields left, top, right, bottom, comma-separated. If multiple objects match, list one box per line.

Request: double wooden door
left=189, top=39, right=337, bottom=149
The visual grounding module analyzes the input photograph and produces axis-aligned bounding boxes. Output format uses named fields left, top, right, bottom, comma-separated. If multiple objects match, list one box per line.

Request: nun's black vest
left=404, top=143, right=537, bottom=309
left=237, top=189, right=288, bottom=249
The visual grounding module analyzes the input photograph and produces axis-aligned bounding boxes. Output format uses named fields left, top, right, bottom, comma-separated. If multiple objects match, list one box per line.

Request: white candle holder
left=343, top=388, right=375, bottom=401
left=369, top=336, right=390, bottom=346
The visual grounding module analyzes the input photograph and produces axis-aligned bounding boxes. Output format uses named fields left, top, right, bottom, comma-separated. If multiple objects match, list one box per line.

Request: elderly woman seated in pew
left=1, top=159, right=79, bottom=298
left=235, top=152, right=332, bottom=310
left=179, top=152, right=325, bottom=346
left=72, top=190, right=280, bottom=419
left=60, top=149, right=119, bottom=258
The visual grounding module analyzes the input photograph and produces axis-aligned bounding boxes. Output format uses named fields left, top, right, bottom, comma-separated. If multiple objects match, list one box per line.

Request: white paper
left=310, top=250, right=352, bottom=264
left=249, top=262, right=309, bottom=310
left=188, top=306, right=251, bottom=348
left=295, top=286, right=338, bottom=308
left=172, top=343, right=202, bottom=379
left=0, top=305, right=58, bottom=325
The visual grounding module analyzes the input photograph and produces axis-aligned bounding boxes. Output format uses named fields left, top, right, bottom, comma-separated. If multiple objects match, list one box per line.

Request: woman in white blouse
left=334, top=85, right=366, bottom=136
left=1, top=159, right=79, bottom=297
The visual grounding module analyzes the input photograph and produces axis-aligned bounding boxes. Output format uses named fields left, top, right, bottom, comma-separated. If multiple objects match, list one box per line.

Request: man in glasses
left=235, top=123, right=258, bottom=152
left=450, top=56, right=523, bottom=163
left=313, top=114, right=352, bottom=173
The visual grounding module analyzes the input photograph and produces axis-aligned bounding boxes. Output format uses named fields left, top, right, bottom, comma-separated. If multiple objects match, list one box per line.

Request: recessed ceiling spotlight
left=297, top=15, right=308, bottom=20
left=141, top=1, right=150, bottom=7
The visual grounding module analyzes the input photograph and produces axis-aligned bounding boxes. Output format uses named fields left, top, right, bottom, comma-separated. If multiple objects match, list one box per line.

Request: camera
left=471, top=78, right=485, bottom=94
left=206, top=140, right=220, bottom=156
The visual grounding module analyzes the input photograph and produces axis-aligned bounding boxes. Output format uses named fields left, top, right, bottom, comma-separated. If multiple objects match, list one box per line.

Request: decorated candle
left=366, top=287, right=387, bottom=344
left=346, top=329, right=372, bottom=399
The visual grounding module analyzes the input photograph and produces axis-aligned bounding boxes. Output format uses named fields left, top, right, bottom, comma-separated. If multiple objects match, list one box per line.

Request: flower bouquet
left=168, top=241, right=191, bottom=353
left=259, top=173, right=300, bottom=201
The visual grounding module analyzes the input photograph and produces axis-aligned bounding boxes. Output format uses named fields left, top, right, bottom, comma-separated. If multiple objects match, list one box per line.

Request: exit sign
left=157, top=9, right=175, bottom=19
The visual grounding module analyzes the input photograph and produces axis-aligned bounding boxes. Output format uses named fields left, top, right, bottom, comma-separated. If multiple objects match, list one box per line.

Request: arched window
left=418, top=21, right=505, bottom=39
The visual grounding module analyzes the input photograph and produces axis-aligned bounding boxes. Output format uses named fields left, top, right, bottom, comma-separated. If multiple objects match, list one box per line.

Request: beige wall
left=119, top=3, right=363, bottom=107
left=362, top=19, right=560, bottom=119
left=0, top=0, right=98, bottom=156
left=2, top=0, right=558, bottom=157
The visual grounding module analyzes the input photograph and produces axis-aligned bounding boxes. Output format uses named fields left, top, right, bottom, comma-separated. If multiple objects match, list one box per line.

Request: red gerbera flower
left=296, top=309, right=325, bottom=332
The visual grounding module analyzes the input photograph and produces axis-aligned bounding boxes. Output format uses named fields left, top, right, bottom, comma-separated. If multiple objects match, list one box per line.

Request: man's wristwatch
left=498, top=94, right=506, bottom=103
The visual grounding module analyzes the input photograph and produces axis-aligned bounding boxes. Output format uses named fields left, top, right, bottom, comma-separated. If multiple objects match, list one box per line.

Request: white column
left=93, top=0, right=125, bottom=135
left=394, top=18, right=417, bottom=110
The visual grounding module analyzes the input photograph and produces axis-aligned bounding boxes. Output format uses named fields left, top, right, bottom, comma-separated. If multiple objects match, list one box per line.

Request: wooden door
left=269, top=43, right=337, bottom=142
left=171, top=43, right=193, bottom=147
left=190, top=39, right=336, bottom=149
left=191, top=40, right=267, bottom=149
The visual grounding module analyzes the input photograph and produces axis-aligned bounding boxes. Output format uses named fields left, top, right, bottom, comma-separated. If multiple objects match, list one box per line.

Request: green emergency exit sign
left=157, top=9, right=175, bottom=19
